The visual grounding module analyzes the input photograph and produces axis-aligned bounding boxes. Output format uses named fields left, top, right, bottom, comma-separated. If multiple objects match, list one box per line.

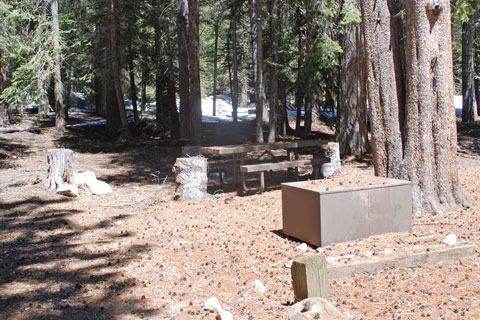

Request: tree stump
left=47, top=149, right=76, bottom=192
left=320, top=142, right=341, bottom=178
left=291, top=254, right=328, bottom=302
left=173, top=157, right=208, bottom=201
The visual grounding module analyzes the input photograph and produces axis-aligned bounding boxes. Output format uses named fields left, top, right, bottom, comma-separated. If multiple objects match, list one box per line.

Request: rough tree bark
left=0, top=49, right=9, bottom=126
left=361, top=0, right=467, bottom=214
left=187, top=0, right=202, bottom=144
left=251, top=0, right=265, bottom=143
left=173, top=157, right=207, bottom=201
left=336, top=9, right=369, bottom=155
left=461, top=7, right=479, bottom=122
left=126, top=3, right=139, bottom=123
left=177, top=0, right=202, bottom=144
left=47, top=149, right=76, bottom=190
left=294, top=6, right=304, bottom=135
left=267, top=0, right=279, bottom=143
left=51, top=0, right=66, bottom=134
left=213, top=20, right=220, bottom=116
left=109, top=0, right=128, bottom=132
left=231, top=15, right=239, bottom=122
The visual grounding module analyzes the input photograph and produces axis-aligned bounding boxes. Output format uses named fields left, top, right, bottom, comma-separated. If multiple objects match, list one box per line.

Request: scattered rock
left=296, top=243, right=308, bottom=252
left=443, top=234, right=457, bottom=246
left=216, top=309, right=233, bottom=320
left=56, top=183, right=78, bottom=197
left=288, top=297, right=346, bottom=320
left=252, top=280, right=266, bottom=295
left=75, top=171, right=112, bottom=195
left=204, top=297, right=222, bottom=313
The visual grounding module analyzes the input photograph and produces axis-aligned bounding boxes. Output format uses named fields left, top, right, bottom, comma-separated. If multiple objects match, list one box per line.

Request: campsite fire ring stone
left=282, top=177, right=412, bottom=247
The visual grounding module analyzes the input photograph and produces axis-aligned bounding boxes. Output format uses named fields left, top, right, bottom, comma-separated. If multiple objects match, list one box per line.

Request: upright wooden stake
left=291, top=254, right=328, bottom=302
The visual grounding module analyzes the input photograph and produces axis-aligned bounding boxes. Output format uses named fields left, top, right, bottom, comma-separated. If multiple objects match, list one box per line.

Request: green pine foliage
left=0, top=1, right=55, bottom=108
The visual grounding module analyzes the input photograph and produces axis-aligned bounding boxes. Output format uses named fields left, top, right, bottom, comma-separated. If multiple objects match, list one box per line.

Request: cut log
left=291, top=254, right=328, bottom=302
left=47, top=149, right=76, bottom=191
left=173, top=157, right=208, bottom=201
left=320, top=142, right=340, bottom=178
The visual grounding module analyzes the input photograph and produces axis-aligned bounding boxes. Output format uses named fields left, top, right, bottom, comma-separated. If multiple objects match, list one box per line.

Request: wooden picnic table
left=199, top=139, right=331, bottom=192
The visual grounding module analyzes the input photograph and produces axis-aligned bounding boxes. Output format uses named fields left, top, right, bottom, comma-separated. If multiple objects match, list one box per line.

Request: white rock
left=216, top=310, right=233, bottom=320
left=204, top=297, right=222, bottom=313
left=296, top=243, right=308, bottom=252
left=252, top=280, right=266, bottom=295
left=443, top=234, right=457, bottom=246
left=75, top=171, right=112, bottom=195
left=56, top=183, right=78, bottom=197
left=449, top=296, right=458, bottom=302
left=288, top=297, right=346, bottom=320
left=285, top=260, right=293, bottom=268
left=75, top=171, right=97, bottom=184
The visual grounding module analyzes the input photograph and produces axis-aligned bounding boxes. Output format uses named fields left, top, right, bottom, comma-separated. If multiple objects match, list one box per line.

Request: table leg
left=259, top=172, right=265, bottom=193
left=233, top=155, right=238, bottom=186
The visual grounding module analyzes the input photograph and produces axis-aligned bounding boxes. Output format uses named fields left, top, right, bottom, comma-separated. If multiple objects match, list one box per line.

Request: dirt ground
left=0, top=115, right=479, bottom=320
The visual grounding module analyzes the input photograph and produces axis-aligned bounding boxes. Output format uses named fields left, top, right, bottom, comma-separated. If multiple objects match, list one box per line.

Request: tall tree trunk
left=231, top=16, right=239, bottom=122
left=294, top=7, right=304, bottom=135
left=252, top=0, right=265, bottom=143
left=361, top=0, right=467, bottom=215
left=361, top=0, right=403, bottom=177
left=64, top=68, right=72, bottom=120
left=164, top=24, right=180, bottom=139
left=303, top=0, right=314, bottom=136
left=239, top=70, right=248, bottom=109
left=128, top=51, right=139, bottom=123
left=109, top=0, right=128, bottom=131
left=213, top=21, right=219, bottom=117
left=37, top=78, right=50, bottom=119
left=94, top=24, right=107, bottom=117
left=177, top=0, right=202, bottom=144
left=267, top=0, right=279, bottom=143
left=461, top=8, right=479, bottom=122
left=0, top=49, right=9, bottom=126
left=127, top=8, right=139, bottom=123
left=177, top=0, right=190, bottom=139
left=94, top=75, right=107, bottom=116
left=278, top=78, right=289, bottom=136
left=336, top=12, right=369, bottom=155
left=187, top=0, right=202, bottom=144
left=141, top=50, right=148, bottom=113
left=51, top=0, right=65, bottom=133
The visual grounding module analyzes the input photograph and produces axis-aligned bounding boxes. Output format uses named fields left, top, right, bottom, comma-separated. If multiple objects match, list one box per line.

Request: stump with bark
left=47, top=149, right=77, bottom=196
left=320, top=142, right=341, bottom=178
left=173, top=157, right=208, bottom=201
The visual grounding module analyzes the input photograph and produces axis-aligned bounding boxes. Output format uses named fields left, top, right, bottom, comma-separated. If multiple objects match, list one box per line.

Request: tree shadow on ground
left=52, top=114, right=336, bottom=188
left=0, top=197, right=159, bottom=319
left=457, top=121, right=480, bottom=155
left=53, top=123, right=182, bottom=187
left=0, top=137, right=30, bottom=169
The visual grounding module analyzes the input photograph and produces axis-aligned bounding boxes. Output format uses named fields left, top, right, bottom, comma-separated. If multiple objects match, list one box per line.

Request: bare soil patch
left=1, top=115, right=479, bottom=319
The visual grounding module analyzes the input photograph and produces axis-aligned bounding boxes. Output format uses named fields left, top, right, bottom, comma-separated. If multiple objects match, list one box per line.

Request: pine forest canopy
left=0, top=0, right=478, bottom=214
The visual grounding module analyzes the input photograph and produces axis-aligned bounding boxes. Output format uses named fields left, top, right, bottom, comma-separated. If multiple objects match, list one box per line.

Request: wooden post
left=291, top=254, right=328, bottom=302
left=47, top=148, right=76, bottom=190
left=173, top=157, right=208, bottom=201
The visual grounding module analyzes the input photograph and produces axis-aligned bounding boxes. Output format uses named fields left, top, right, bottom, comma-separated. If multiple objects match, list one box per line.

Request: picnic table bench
left=199, top=140, right=332, bottom=193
